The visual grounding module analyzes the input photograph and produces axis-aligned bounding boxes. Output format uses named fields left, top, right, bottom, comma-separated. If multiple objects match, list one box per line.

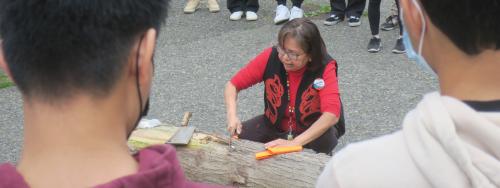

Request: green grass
left=304, top=5, right=331, bottom=18
left=0, top=73, right=14, bottom=89
left=362, top=10, right=368, bottom=17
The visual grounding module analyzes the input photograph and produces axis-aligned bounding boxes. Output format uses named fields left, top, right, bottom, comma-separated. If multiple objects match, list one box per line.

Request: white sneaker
left=289, top=6, right=304, bottom=20
left=230, top=11, right=244, bottom=21
left=246, top=11, right=258, bottom=21
left=274, top=5, right=290, bottom=24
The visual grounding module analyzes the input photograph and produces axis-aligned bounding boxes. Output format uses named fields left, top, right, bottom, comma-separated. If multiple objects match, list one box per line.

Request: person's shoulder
left=98, top=145, right=227, bottom=188
left=318, top=131, right=430, bottom=188
left=332, top=131, right=408, bottom=166
left=258, top=47, right=274, bottom=58
left=324, top=62, right=336, bottom=72
left=0, top=163, right=30, bottom=188
left=134, top=144, right=180, bottom=167
left=263, top=47, right=274, bottom=53
left=321, top=60, right=337, bottom=79
left=250, top=47, right=275, bottom=65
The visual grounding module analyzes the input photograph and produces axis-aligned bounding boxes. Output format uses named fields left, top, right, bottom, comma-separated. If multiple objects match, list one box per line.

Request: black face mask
left=141, top=54, right=156, bottom=118
left=142, top=98, right=150, bottom=117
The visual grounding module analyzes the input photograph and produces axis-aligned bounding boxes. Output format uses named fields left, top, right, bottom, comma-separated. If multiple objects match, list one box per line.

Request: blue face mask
left=401, top=0, right=435, bottom=74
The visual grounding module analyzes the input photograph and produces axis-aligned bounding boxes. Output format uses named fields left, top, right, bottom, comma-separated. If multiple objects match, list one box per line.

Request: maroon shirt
left=0, top=145, right=227, bottom=188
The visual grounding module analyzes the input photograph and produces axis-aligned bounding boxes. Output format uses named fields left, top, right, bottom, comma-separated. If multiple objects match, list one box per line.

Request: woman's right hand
left=227, top=115, right=242, bottom=136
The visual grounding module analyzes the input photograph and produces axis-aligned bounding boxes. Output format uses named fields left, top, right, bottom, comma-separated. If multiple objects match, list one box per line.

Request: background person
left=323, top=0, right=366, bottom=27
left=227, top=0, right=259, bottom=21
left=184, top=0, right=220, bottom=13
left=366, top=0, right=405, bottom=53
left=274, top=0, right=305, bottom=24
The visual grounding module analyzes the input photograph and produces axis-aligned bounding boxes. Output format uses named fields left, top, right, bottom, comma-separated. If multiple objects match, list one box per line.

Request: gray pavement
left=0, top=0, right=437, bottom=164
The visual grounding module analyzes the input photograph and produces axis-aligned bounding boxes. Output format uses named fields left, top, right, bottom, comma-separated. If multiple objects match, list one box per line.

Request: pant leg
left=395, top=0, right=403, bottom=36
left=390, top=1, right=398, bottom=18
left=245, top=0, right=259, bottom=12
left=292, top=0, right=304, bottom=8
left=227, top=0, right=242, bottom=12
left=330, top=0, right=346, bottom=18
left=346, top=0, right=366, bottom=17
left=277, top=0, right=286, bottom=6
left=368, top=0, right=382, bottom=35
left=239, top=115, right=280, bottom=143
left=304, top=127, right=339, bottom=155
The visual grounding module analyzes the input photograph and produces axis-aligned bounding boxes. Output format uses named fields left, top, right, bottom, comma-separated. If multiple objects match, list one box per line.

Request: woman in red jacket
left=224, top=18, right=345, bottom=154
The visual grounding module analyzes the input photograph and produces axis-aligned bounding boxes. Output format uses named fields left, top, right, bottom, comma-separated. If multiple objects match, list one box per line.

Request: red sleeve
left=319, top=61, right=341, bottom=117
left=230, top=48, right=273, bottom=91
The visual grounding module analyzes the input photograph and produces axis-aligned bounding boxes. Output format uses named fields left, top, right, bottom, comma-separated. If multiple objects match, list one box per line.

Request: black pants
left=276, top=0, right=303, bottom=8
left=239, top=115, right=339, bottom=154
left=368, top=0, right=403, bottom=35
left=227, top=0, right=259, bottom=13
left=330, top=0, right=366, bottom=18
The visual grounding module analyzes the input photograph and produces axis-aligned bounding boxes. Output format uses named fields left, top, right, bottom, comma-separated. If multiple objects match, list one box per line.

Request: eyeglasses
left=275, top=45, right=304, bottom=61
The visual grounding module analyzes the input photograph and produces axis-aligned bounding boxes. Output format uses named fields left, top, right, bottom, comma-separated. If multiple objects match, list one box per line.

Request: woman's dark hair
left=278, top=18, right=328, bottom=71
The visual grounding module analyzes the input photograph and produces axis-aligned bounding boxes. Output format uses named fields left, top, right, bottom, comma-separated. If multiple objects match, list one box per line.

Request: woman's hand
left=264, top=138, right=302, bottom=148
left=227, top=115, right=242, bottom=136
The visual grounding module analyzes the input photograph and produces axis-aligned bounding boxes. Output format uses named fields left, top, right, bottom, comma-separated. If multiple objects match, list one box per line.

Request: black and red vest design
left=262, top=47, right=345, bottom=136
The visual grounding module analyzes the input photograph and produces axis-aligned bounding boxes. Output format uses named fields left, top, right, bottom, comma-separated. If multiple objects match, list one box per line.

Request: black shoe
left=367, top=37, right=382, bottom=53
left=348, top=16, right=361, bottom=27
left=381, top=15, right=398, bottom=31
left=324, top=14, right=344, bottom=26
left=392, top=38, right=406, bottom=54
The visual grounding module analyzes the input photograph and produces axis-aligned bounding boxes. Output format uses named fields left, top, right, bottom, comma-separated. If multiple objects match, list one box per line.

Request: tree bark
left=128, top=126, right=331, bottom=187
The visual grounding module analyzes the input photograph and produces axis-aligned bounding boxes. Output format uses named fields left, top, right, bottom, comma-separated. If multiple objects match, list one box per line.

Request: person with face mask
left=0, top=1, right=224, bottom=187
left=224, top=18, right=346, bottom=155
left=316, top=0, right=500, bottom=187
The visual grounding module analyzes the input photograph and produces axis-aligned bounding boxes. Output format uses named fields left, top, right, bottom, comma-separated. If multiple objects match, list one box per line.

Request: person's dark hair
left=0, top=0, right=169, bottom=101
left=278, top=18, right=329, bottom=71
left=420, top=0, right=500, bottom=55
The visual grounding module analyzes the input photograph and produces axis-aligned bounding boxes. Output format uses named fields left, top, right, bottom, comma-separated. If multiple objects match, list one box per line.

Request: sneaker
left=274, top=5, right=290, bottom=24
left=323, top=14, right=343, bottom=26
left=381, top=15, right=397, bottom=31
left=230, top=11, right=244, bottom=21
left=367, top=37, right=382, bottom=53
left=207, top=0, right=220, bottom=13
left=392, top=38, right=406, bottom=54
left=246, top=11, right=258, bottom=21
left=183, top=0, right=200, bottom=14
left=289, top=6, right=304, bottom=21
left=348, top=16, right=361, bottom=27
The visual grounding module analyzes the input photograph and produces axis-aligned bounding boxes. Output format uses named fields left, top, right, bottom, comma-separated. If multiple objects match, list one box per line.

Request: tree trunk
left=128, top=126, right=331, bottom=187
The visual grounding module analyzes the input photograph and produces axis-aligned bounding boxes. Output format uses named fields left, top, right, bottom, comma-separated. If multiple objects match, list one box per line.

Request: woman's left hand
left=264, top=139, right=302, bottom=148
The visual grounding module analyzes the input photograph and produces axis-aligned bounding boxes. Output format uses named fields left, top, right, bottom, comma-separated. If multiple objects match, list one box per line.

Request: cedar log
left=128, top=125, right=331, bottom=187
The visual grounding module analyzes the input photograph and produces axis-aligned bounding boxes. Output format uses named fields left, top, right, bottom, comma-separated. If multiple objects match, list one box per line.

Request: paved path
left=0, top=0, right=437, bottom=163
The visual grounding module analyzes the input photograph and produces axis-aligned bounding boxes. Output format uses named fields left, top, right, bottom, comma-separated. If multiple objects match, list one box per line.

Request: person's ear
left=128, top=29, right=157, bottom=103
left=400, top=0, right=425, bottom=48
left=138, top=28, right=156, bottom=93
left=0, top=41, right=14, bottom=83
